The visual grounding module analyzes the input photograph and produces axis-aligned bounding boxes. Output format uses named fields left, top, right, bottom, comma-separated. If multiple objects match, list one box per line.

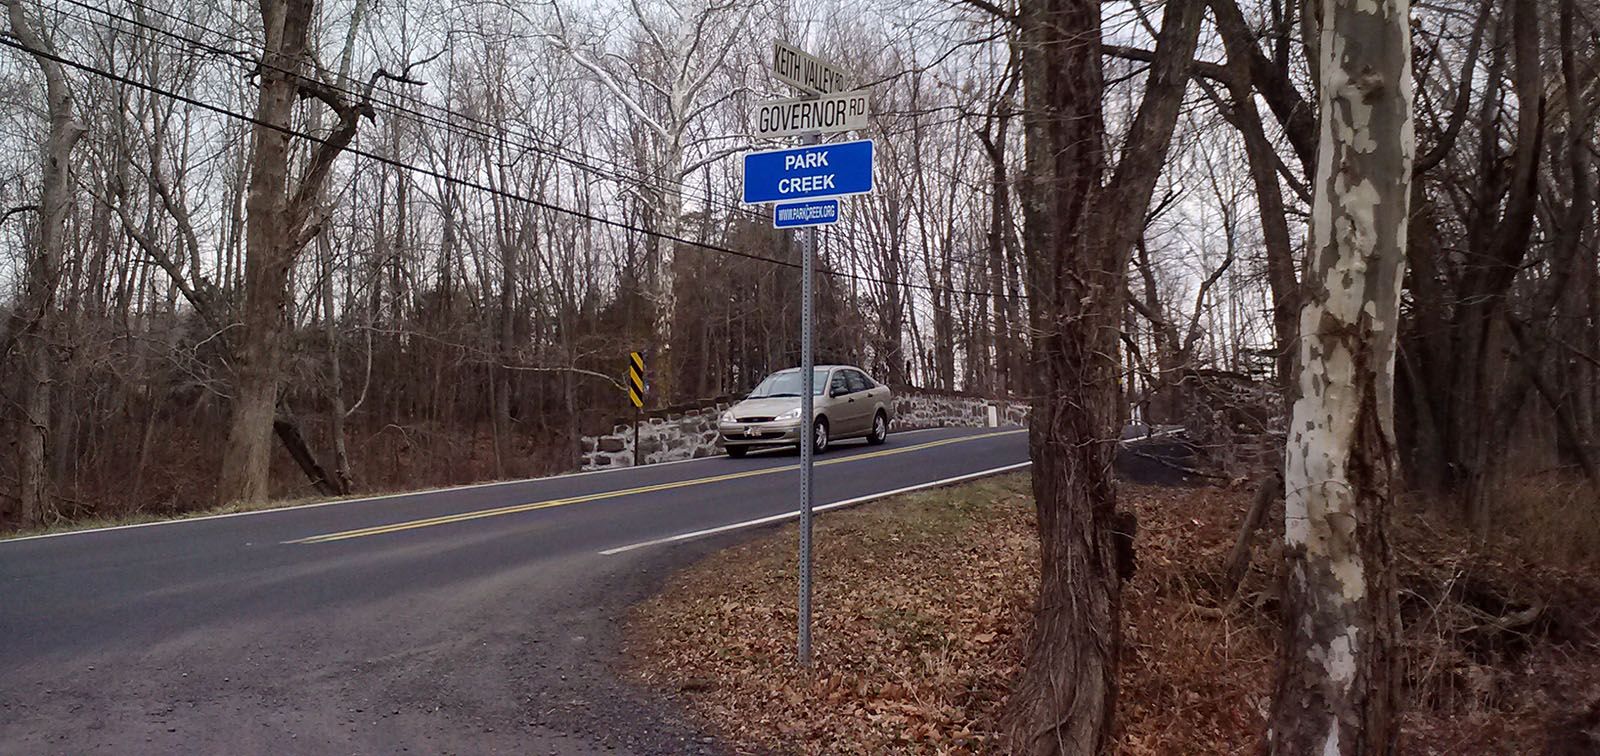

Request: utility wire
left=0, top=32, right=1014, bottom=299
left=62, top=0, right=1015, bottom=289
left=65, top=0, right=1014, bottom=288
left=61, top=0, right=749, bottom=216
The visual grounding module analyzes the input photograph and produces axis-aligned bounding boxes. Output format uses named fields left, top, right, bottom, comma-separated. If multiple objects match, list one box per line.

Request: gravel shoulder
left=1, top=539, right=736, bottom=755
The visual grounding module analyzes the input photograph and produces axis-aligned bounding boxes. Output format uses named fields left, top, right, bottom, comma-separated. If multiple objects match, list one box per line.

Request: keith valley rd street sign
left=771, top=40, right=851, bottom=95
left=741, top=139, right=875, bottom=205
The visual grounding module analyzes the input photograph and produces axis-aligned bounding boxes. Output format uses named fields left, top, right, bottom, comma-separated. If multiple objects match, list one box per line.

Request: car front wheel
left=868, top=412, right=888, bottom=445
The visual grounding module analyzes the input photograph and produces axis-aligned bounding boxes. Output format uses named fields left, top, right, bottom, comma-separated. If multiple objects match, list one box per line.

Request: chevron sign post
left=627, top=351, right=646, bottom=466
left=626, top=351, right=646, bottom=409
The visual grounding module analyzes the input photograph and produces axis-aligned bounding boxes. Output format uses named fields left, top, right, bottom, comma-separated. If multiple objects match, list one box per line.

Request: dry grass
left=0, top=491, right=333, bottom=540
left=0, top=424, right=578, bottom=537
left=1485, top=474, right=1600, bottom=571
left=628, top=474, right=1600, bottom=754
left=629, top=475, right=1035, bottom=753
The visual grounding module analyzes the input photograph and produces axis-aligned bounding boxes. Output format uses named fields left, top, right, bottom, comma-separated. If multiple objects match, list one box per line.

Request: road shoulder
left=624, top=474, right=1600, bottom=753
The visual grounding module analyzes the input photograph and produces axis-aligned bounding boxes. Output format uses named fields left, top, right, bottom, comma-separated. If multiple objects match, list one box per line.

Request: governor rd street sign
left=742, top=139, right=875, bottom=205
left=772, top=40, right=851, bottom=95
left=773, top=199, right=840, bottom=229
left=755, top=91, right=869, bottom=139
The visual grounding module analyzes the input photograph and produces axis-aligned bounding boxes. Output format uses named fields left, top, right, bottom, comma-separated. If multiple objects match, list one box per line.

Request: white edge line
left=598, top=460, right=1032, bottom=556
left=0, top=425, right=987, bottom=545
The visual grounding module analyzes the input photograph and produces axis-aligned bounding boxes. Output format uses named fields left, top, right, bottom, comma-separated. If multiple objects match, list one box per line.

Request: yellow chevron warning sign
left=626, top=351, right=645, bottom=408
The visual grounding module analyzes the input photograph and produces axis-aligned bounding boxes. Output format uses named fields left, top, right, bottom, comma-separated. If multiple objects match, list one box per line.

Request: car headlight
left=720, top=410, right=736, bottom=423
left=776, top=408, right=802, bottom=421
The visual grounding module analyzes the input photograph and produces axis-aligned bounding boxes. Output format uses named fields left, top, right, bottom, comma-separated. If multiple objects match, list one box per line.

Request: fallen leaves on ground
left=627, top=474, right=1600, bottom=754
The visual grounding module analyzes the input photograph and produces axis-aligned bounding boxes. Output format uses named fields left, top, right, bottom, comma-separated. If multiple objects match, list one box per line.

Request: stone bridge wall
left=578, top=388, right=1029, bottom=470
left=891, top=390, right=1030, bottom=430
left=1177, top=369, right=1286, bottom=477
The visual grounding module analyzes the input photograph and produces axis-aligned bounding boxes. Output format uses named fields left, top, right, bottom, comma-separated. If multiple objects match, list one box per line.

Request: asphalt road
left=0, top=426, right=1029, bottom=755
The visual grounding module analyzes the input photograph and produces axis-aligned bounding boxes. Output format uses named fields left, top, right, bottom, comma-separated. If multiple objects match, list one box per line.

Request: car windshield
left=748, top=369, right=830, bottom=398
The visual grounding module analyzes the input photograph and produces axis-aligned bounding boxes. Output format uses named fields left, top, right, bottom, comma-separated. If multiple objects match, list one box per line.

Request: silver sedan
left=718, top=365, right=893, bottom=457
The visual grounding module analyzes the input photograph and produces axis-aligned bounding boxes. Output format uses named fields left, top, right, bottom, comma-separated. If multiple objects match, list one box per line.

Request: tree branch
left=1102, top=44, right=1232, bottom=85
left=1417, top=0, right=1493, bottom=174
left=952, top=0, right=1014, bottom=24
left=0, top=204, right=37, bottom=224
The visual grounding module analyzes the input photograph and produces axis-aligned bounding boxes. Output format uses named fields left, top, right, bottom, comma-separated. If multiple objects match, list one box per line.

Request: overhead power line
left=59, top=0, right=1017, bottom=290
left=63, top=0, right=1014, bottom=288
left=0, top=32, right=1015, bottom=299
left=55, top=0, right=752, bottom=218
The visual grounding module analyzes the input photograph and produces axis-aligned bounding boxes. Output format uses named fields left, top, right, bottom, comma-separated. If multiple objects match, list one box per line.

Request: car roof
left=772, top=365, right=860, bottom=373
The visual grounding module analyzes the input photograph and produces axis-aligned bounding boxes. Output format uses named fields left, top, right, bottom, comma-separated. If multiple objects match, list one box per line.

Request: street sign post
left=771, top=40, right=851, bottom=95
left=772, top=199, right=839, bottom=229
left=741, top=139, right=875, bottom=204
left=753, top=41, right=872, bottom=668
left=795, top=159, right=817, bottom=666
left=754, top=91, right=868, bottom=139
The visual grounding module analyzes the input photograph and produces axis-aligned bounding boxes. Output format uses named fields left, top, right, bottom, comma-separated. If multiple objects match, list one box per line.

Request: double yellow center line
left=286, top=429, right=1023, bottom=545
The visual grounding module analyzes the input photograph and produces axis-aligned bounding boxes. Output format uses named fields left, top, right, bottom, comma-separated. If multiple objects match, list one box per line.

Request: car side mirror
left=830, top=387, right=847, bottom=397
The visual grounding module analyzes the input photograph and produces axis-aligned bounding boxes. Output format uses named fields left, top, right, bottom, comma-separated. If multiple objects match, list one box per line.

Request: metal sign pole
left=797, top=157, right=817, bottom=666
left=755, top=40, right=867, bottom=668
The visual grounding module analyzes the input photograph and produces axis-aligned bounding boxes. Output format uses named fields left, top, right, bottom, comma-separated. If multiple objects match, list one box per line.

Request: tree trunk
left=983, top=116, right=1015, bottom=395
left=217, top=0, right=315, bottom=505
left=6, top=0, right=85, bottom=527
left=1004, top=0, right=1202, bottom=750
left=1444, top=0, right=1543, bottom=529
left=1224, top=472, right=1281, bottom=594
left=1228, top=88, right=1299, bottom=391
left=1005, top=8, right=1114, bottom=748
left=1268, top=0, right=1411, bottom=751
left=494, top=188, right=517, bottom=478
left=273, top=417, right=341, bottom=497
left=311, top=0, right=368, bottom=497
left=318, top=233, right=354, bottom=494
left=1399, top=187, right=1452, bottom=493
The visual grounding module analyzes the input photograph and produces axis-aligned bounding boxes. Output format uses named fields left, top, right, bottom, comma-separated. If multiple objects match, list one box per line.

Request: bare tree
left=217, top=0, right=375, bottom=504
left=549, top=0, right=752, bottom=399
left=4, top=0, right=86, bottom=527
left=1002, top=0, right=1203, bottom=750
left=312, top=0, right=372, bottom=495
left=1268, top=0, right=1413, bottom=751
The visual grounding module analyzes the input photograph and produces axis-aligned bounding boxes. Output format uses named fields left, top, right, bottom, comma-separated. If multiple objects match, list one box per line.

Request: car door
left=833, top=369, right=871, bottom=435
left=845, top=370, right=880, bottom=431
left=825, top=370, right=858, bottom=433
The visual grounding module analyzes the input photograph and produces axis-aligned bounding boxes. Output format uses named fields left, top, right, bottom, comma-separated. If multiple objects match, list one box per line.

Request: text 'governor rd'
left=741, top=139, right=875, bottom=205
left=754, top=91, right=869, bottom=139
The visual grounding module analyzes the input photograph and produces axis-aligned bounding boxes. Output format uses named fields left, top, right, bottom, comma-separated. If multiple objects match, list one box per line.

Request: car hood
left=729, top=397, right=804, bottom=418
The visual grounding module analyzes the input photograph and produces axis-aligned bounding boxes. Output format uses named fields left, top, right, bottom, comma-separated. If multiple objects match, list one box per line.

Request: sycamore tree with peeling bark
left=1268, top=0, right=1413, bottom=753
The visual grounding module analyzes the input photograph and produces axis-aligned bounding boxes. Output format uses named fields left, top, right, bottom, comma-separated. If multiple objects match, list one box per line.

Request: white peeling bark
left=1268, top=0, right=1412, bottom=753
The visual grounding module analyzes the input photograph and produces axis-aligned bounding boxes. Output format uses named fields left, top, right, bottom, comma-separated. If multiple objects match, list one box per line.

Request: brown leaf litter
left=626, top=474, right=1600, bottom=754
